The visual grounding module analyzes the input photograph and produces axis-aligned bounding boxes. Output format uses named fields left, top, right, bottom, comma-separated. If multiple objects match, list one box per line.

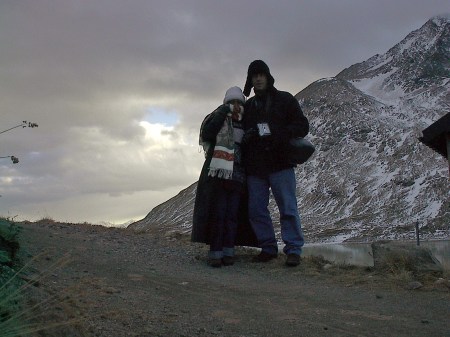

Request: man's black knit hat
left=243, top=60, right=275, bottom=97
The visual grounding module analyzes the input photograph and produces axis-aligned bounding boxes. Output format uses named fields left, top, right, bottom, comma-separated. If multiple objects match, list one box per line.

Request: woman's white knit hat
left=223, top=86, right=245, bottom=104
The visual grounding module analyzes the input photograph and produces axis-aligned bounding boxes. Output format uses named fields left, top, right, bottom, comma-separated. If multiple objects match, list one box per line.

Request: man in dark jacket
left=242, top=60, right=309, bottom=266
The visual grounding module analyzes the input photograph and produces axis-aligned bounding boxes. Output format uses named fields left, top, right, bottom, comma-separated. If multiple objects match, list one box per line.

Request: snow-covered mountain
left=129, top=16, right=450, bottom=243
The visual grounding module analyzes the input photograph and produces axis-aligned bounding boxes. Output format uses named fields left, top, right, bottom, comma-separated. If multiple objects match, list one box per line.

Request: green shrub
left=0, top=219, right=21, bottom=242
left=0, top=220, right=79, bottom=335
left=0, top=265, right=28, bottom=336
left=0, top=251, right=11, bottom=264
left=0, top=219, right=21, bottom=262
left=0, top=219, right=30, bottom=336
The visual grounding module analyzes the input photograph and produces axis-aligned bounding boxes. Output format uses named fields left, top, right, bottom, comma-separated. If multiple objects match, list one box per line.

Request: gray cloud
left=0, top=0, right=448, bottom=223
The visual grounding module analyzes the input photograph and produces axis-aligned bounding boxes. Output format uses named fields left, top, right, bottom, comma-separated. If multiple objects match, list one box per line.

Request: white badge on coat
left=257, top=123, right=271, bottom=137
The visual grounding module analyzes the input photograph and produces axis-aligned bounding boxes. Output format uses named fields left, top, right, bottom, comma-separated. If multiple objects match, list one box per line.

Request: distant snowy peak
left=337, top=15, right=449, bottom=88
left=335, top=15, right=449, bottom=123
left=389, top=15, right=449, bottom=60
left=432, top=14, right=450, bottom=25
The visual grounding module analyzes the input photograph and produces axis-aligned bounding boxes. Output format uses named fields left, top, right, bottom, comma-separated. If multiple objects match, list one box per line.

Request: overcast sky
left=0, top=1, right=448, bottom=224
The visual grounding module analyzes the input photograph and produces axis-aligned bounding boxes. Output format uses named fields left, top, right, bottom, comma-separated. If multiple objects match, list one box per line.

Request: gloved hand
left=216, top=104, right=231, bottom=117
left=241, top=128, right=258, bottom=146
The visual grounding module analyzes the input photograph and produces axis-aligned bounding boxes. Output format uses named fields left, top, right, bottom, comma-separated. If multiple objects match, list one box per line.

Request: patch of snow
left=315, top=78, right=334, bottom=83
left=404, top=176, right=425, bottom=210
left=397, top=37, right=415, bottom=55
left=350, top=68, right=406, bottom=106
left=367, top=56, right=393, bottom=72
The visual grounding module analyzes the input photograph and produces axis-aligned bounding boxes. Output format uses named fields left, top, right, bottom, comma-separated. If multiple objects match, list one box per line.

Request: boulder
left=371, top=241, right=443, bottom=275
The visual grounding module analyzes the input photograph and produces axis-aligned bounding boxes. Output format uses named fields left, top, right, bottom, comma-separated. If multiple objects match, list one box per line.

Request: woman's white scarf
left=208, top=105, right=244, bottom=180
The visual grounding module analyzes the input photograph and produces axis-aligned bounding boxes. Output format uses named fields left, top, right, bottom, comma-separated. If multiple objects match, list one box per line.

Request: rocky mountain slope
left=129, top=16, right=450, bottom=243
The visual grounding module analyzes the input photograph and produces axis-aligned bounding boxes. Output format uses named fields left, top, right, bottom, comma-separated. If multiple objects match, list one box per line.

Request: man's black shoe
left=222, top=256, right=235, bottom=266
left=208, top=258, right=222, bottom=268
left=252, top=251, right=278, bottom=263
left=285, top=254, right=301, bottom=267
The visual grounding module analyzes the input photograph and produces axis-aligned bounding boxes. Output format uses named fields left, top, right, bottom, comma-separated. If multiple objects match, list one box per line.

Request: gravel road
left=17, top=221, right=450, bottom=337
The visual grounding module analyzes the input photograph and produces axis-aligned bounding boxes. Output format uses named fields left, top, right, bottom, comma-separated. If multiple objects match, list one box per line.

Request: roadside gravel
left=17, top=221, right=450, bottom=337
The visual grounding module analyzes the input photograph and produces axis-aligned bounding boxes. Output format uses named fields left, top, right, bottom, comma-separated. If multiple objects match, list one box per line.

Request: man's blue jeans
left=247, top=168, right=304, bottom=256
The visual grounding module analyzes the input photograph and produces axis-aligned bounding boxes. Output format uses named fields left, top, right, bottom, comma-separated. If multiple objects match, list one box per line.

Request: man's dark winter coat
left=191, top=105, right=258, bottom=247
left=242, top=88, right=309, bottom=177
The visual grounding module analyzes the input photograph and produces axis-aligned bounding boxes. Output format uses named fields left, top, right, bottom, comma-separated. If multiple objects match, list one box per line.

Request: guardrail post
left=415, top=222, right=420, bottom=246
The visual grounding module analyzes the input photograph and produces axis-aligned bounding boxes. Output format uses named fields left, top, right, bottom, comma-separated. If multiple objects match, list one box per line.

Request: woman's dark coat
left=191, top=105, right=258, bottom=247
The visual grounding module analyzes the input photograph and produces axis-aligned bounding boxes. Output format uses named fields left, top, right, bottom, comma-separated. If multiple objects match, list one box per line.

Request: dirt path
left=17, top=221, right=449, bottom=337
